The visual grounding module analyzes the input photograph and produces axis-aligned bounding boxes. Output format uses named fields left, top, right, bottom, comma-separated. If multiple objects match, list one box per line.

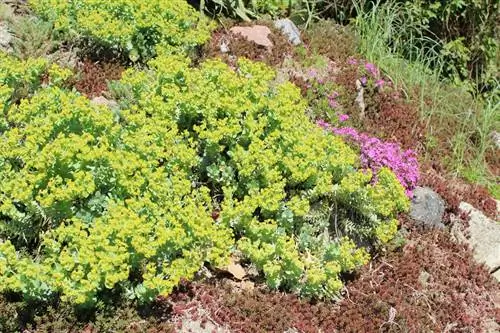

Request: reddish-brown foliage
left=301, top=21, right=359, bottom=63
left=334, top=223, right=500, bottom=333
left=202, top=21, right=294, bottom=67
left=74, top=59, right=124, bottom=98
left=360, top=92, right=425, bottom=151
left=157, top=223, right=499, bottom=332
left=420, top=166, right=498, bottom=220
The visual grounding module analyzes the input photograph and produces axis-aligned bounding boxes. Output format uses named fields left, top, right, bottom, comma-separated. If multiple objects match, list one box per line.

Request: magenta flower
left=365, top=63, right=379, bottom=77
left=316, top=119, right=332, bottom=130
left=307, top=69, right=318, bottom=78
left=375, top=79, right=385, bottom=88
left=347, top=58, right=358, bottom=65
left=328, top=99, right=339, bottom=109
left=338, top=114, right=349, bottom=122
left=331, top=126, right=359, bottom=138
left=317, top=121, right=419, bottom=198
left=360, top=76, right=367, bottom=86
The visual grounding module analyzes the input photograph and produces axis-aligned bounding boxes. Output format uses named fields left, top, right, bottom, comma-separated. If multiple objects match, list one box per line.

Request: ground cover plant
left=160, top=220, right=499, bottom=333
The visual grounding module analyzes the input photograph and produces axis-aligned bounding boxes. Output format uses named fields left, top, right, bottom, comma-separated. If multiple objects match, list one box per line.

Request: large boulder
left=409, top=187, right=445, bottom=229
left=451, top=201, right=500, bottom=281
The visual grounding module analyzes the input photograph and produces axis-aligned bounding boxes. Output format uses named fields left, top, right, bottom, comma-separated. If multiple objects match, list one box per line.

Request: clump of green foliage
left=29, top=0, right=213, bottom=61
left=201, top=0, right=294, bottom=20
left=307, top=0, right=498, bottom=93
left=400, top=0, right=498, bottom=91
left=0, top=52, right=73, bottom=113
left=5, top=12, right=58, bottom=60
left=0, top=52, right=409, bottom=306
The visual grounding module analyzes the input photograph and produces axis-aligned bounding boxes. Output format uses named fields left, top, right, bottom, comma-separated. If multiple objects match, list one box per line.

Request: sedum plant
left=0, top=53, right=409, bottom=305
left=28, top=0, right=213, bottom=61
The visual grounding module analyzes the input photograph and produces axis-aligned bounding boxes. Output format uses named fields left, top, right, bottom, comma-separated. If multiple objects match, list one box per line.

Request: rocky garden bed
left=0, top=1, right=498, bottom=332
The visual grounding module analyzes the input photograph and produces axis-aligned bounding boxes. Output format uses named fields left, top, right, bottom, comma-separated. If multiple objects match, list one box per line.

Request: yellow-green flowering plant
left=0, top=51, right=409, bottom=304
left=0, top=52, right=73, bottom=115
left=109, top=56, right=410, bottom=298
left=0, top=84, right=233, bottom=304
left=29, top=0, right=213, bottom=61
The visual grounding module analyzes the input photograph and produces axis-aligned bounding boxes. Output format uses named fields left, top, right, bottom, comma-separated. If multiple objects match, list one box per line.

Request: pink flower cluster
left=317, top=120, right=419, bottom=198
left=364, top=62, right=379, bottom=77
left=348, top=58, right=387, bottom=89
left=328, top=91, right=339, bottom=109
left=337, top=114, right=349, bottom=122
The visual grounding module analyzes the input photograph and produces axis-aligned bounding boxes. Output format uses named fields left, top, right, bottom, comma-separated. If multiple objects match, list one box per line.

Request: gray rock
left=175, top=306, right=230, bottom=333
left=409, top=186, right=445, bottom=229
left=355, top=79, right=366, bottom=119
left=418, top=270, right=431, bottom=288
left=284, top=328, right=300, bottom=333
left=491, top=131, right=500, bottom=149
left=494, top=270, right=500, bottom=283
left=274, top=18, right=302, bottom=45
left=0, top=22, right=12, bottom=52
left=219, top=39, right=230, bottom=53
left=451, top=202, right=500, bottom=280
left=49, top=49, right=79, bottom=70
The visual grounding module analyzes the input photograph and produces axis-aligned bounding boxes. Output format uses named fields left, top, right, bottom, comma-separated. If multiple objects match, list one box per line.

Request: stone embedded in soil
left=176, top=307, right=230, bottom=333
left=0, top=22, right=12, bottom=52
left=226, top=261, right=246, bottom=280
left=274, top=18, right=302, bottom=45
left=355, top=78, right=366, bottom=118
left=229, top=25, right=273, bottom=48
left=49, top=50, right=79, bottom=69
left=418, top=270, right=431, bottom=288
left=494, top=270, right=500, bottom=283
left=90, top=96, right=119, bottom=109
left=409, top=186, right=446, bottom=229
left=491, top=131, right=500, bottom=149
left=451, top=202, right=500, bottom=281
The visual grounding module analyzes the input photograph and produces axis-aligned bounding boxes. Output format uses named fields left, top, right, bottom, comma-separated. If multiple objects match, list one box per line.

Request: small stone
left=90, top=96, right=118, bottom=109
left=220, top=39, right=230, bottom=53
left=274, top=18, right=302, bottom=45
left=229, top=25, right=273, bottom=48
left=49, top=50, right=79, bottom=69
left=0, top=22, right=12, bottom=52
left=493, top=270, right=500, bottom=283
left=418, top=270, right=431, bottom=288
left=284, top=328, right=300, bottom=333
left=227, top=260, right=246, bottom=280
left=239, top=280, right=254, bottom=291
left=491, top=131, right=500, bottom=149
left=409, top=187, right=445, bottom=229
left=355, top=79, right=366, bottom=119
